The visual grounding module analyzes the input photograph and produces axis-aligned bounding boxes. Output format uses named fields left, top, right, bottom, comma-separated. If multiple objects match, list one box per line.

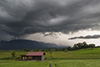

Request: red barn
left=21, top=52, right=45, bottom=61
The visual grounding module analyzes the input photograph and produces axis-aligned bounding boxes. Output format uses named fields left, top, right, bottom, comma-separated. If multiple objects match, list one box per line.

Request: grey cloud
left=0, top=31, right=14, bottom=41
left=69, top=35, right=100, bottom=40
left=0, top=0, right=100, bottom=40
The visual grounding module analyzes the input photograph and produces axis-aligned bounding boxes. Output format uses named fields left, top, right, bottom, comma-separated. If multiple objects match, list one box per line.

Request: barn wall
left=41, top=55, right=45, bottom=61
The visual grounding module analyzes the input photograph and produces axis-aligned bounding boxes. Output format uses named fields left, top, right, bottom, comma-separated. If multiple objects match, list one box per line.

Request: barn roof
left=26, top=52, right=45, bottom=56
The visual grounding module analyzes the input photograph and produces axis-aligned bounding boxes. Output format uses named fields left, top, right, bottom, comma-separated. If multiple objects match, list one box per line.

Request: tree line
left=64, top=42, right=95, bottom=51
left=21, top=42, right=95, bottom=52
left=73, top=42, right=95, bottom=50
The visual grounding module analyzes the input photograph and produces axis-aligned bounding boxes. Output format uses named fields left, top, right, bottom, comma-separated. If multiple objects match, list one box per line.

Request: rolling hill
left=0, top=39, right=66, bottom=50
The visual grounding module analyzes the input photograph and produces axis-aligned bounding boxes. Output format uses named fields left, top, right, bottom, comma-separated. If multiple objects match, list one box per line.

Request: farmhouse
left=21, top=52, right=45, bottom=61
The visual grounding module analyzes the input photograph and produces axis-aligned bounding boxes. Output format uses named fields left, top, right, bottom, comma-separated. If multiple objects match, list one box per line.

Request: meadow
left=0, top=48, right=100, bottom=67
left=0, top=59, right=100, bottom=67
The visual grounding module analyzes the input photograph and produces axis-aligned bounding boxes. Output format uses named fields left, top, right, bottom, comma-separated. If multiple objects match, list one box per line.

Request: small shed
left=21, top=52, right=45, bottom=61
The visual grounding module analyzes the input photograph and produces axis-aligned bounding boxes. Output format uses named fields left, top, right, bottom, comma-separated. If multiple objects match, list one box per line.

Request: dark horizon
left=0, top=39, right=67, bottom=50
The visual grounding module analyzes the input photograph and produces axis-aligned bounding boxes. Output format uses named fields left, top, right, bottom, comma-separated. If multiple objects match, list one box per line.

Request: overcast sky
left=0, top=0, right=100, bottom=46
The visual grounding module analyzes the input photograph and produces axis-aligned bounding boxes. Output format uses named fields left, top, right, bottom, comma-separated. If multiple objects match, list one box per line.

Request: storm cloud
left=69, top=35, right=100, bottom=40
left=0, top=0, right=100, bottom=40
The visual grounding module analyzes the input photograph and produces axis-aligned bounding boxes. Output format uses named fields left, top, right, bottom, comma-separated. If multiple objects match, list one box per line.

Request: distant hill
left=0, top=39, right=66, bottom=50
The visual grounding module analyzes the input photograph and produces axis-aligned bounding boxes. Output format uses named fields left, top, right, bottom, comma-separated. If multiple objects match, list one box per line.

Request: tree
left=74, top=43, right=84, bottom=49
left=11, top=52, right=16, bottom=57
left=73, top=42, right=89, bottom=50
left=73, top=44, right=78, bottom=50
left=67, top=46, right=72, bottom=51
left=89, top=44, right=95, bottom=49
left=83, top=42, right=88, bottom=48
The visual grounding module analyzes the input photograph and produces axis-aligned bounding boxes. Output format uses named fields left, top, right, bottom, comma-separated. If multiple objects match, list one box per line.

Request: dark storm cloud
left=0, top=0, right=100, bottom=40
left=69, top=35, right=100, bottom=40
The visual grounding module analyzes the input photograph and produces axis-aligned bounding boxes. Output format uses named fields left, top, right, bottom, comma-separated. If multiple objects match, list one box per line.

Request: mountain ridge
left=0, top=39, right=66, bottom=50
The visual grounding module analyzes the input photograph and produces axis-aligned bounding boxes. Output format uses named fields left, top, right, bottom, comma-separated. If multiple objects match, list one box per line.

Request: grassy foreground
left=0, top=59, right=100, bottom=67
left=0, top=48, right=100, bottom=67
left=54, top=59, right=100, bottom=67
left=0, top=60, right=50, bottom=67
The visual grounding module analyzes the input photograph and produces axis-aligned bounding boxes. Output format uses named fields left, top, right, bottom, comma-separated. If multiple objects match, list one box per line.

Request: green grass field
left=0, top=48, right=100, bottom=67
left=54, top=59, right=100, bottom=67
left=0, top=60, right=50, bottom=67
left=0, top=59, right=100, bottom=67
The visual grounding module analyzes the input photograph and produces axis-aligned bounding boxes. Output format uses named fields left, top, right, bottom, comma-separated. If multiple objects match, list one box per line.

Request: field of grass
left=1, top=48, right=100, bottom=59
left=0, top=51, right=27, bottom=59
left=0, top=59, right=100, bottom=67
left=46, top=48, right=100, bottom=59
left=0, top=60, right=50, bottom=67
left=54, top=59, right=100, bottom=67
left=0, top=48, right=100, bottom=67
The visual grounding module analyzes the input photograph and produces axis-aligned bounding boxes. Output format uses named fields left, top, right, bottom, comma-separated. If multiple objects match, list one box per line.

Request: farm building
left=21, top=52, right=45, bottom=61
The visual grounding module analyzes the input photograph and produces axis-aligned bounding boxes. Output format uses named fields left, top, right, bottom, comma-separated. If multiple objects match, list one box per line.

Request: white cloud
left=18, top=29, right=100, bottom=46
